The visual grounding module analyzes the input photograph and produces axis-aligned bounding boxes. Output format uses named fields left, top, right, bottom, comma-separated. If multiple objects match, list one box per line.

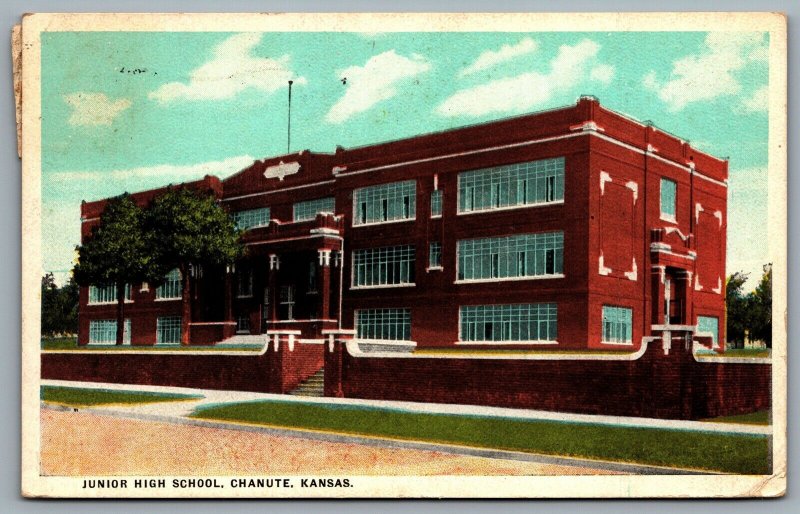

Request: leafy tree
left=750, top=264, right=772, bottom=348
left=41, top=273, right=59, bottom=336
left=725, top=272, right=750, bottom=348
left=41, top=274, right=80, bottom=338
left=73, top=194, right=167, bottom=345
left=147, top=188, right=242, bottom=345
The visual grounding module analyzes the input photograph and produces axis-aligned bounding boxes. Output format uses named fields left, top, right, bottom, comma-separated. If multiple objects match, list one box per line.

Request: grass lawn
left=413, top=348, right=636, bottom=357
left=698, top=348, right=771, bottom=359
left=701, top=410, right=770, bottom=426
left=41, top=337, right=79, bottom=350
left=191, top=400, right=770, bottom=474
left=41, top=385, right=203, bottom=407
left=41, top=342, right=263, bottom=352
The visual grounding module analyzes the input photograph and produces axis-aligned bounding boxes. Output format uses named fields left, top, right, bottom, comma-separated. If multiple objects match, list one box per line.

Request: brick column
left=268, top=254, right=279, bottom=322
left=322, top=329, right=356, bottom=398
left=318, top=249, right=332, bottom=319
left=651, top=265, right=666, bottom=325
left=224, top=265, right=234, bottom=322
left=266, top=330, right=302, bottom=393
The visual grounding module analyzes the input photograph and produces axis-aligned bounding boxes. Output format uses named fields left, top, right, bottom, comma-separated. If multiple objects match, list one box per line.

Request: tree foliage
left=725, top=265, right=772, bottom=349
left=41, top=273, right=79, bottom=337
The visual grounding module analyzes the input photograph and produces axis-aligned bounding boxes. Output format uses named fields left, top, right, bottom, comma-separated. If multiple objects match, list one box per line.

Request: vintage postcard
left=20, top=12, right=787, bottom=498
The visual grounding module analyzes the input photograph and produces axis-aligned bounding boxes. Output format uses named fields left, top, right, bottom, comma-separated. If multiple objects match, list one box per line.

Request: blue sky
left=40, top=31, right=770, bottom=288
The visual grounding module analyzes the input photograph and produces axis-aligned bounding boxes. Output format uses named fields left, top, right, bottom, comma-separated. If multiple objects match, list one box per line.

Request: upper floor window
left=457, top=232, right=563, bottom=281
left=353, top=245, right=415, bottom=287
left=430, top=190, right=442, bottom=217
left=155, top=268, right=181, bottom=300
left=429, top=242, right=442, bottom=269
left=233, top=207, right=270, bottom=230
left=293, top=197, right=335, bottom=222
left=353, top=180, right=416, bottom=226
left=88, top=283, right=131, bottom=304
left=660, top=178, right=677, bottom=222
left=458, top=157, right=564, bottom=214
left=602, top=305, right=633, bottom=344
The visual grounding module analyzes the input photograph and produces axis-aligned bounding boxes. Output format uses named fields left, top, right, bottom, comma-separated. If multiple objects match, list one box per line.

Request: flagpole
left=287, top=80, right=293, bottom=154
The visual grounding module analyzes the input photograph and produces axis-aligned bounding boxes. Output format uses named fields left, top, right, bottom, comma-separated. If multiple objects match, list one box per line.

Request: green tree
left=147, top=188, right=242, bottom=345
left=750, top=264, right=772, bottom=348
left=40, top=273, right=59, bottom=336
left=725, top=271, right=750, bottom=348
left=73, top=194, right=167, bottom=345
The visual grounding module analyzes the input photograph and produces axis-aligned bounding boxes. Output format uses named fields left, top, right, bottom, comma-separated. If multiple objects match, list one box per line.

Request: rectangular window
left=233, top=207, right=271, bottom=230
left=697, top=315, right=720, bottom=346
left=293, top=197, right=335, bottom=222
left=660, top=178, right=677, bottom=221
left=602, top=305, right=633, bottom=344
left=156, top=316, right=181, bottom=344
left=352, top=180, right=416, bottom=226
left=356, top=308, right=411, bottom=341
left=237, top=270, right=253, bottom=298
left=353, top=245, right=415, bottom=287
left=457, top=232, right=564, bottom=281
left=88, top=319, right=131, bottom=344
left=429, top=242, right=442, bottom=269
left=236, top=315, right=251, bottom=334
left=458, top=157, right=564, bottom=213
left=155, top=268, right=181, bottom=299
left=430, top=190, right=442, bottom=217
left=460, top=304, right=557, bottom=343
left=88, top=284, right=132, bottom=304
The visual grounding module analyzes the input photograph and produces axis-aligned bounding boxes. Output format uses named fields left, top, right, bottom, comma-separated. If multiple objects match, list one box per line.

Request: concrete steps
left=217, top=334, right=267, bottom=346
left=289, top=368, right=325, bottom=397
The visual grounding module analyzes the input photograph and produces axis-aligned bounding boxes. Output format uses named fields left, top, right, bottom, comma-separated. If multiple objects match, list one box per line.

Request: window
left=88, top=284, right=131, bottom=304
left=460, top=304, right=557, bottom=343
left=293, top=197, right=335, bottom=222
left=237, top=270, right=253, bottom=298
left=233, top=207, right=270, bottom=230
left=697, top=316, right=720, bottom=346
left=458, top=157, right=564, bottom=213
left=156, top=316, right=181, bottom=344
left=660, top=178, right=677, bottom=221
left=279, top=285, right=295, bottom=320
left=88, top=319, right=131, bottom=344
left=602, top=305, right=633, bottom=344
left=353, top=180, right=416, bottom=226
left=237, top=315, right=251, bottom=334
left=155, top=268, right=181, bottom=299
left=430, top=190, right=442, bottom=217
left=429, top=242, right=442, bottom=269
left=307, top=261, right=318, bottom=293
left=457, top=232, right=563, bottom=281
left=353, top=245, right=415, bottom=287
left=356, top=308, right=411, bottom=340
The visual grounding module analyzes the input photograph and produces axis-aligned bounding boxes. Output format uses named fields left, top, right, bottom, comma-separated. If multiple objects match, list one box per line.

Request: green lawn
left=41, top=337, right=79, bottom=350
left=191, top=400, right=770, bottom=474
left=41, top=341, right=262, bottom=352
left=698, top=348, right=771, bottom=359
left=41, top=385, right=203, bottom=407
left=701, top=410, right=771, bottom=426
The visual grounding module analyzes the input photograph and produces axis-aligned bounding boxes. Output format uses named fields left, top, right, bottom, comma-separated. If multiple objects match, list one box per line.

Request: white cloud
left=643, top=32, right=768, bottom=111
left=459, top=37, right=538, bottom=77
left=740, top=85, right=769, bottom=113
left=590, top=64, right=615, bottom=84
left=436, top=39, right=603, bottom=118
left=50, top=155, right=256, bottom=183
left=63, top=93, right=131, bottom=126
left=325, top=50, right=431, bottom=124
left=149, top=33, right=306, bottom=103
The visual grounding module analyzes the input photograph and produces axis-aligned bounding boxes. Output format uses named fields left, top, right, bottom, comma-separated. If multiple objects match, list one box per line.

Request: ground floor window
left=697, top=315, right=719, bottom=346
left=237, top=315, right=251, bottom=334
left=356, top=308, right=411, bottom=340
left=602, top=305, right=633, bottom=344
left=156, top=316, right=181, bottom=344
left=460, top=303, right=557, bottom=343
left=88, top=319, right=131, bottom=344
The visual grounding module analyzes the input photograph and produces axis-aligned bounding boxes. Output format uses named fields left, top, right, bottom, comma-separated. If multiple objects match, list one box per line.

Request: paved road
left=41, top=409, right=623, bottom=476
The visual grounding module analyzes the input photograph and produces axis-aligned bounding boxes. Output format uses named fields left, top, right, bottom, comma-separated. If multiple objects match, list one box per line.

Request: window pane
left=88, top=319, right=131, bottom=344
left=155, top=268, right=181, bottom=299
left=457, top=232, right=563, bottom=280
left=697, top=316, right=719, bottom=344
left=602, top=305, right=633, bottom=343
left=233, top=207, right=271, bottom=230
left=293, top=197, right=335, bottom=222
left=88, top=283, right=131, bottom=304
left=660, top=179, right=676, bottom=218
left=353, top=181, right=416, bottom=225
left=356, top=308, right=411, bottom=341
left=430, top=190, right=442, bottom=217
left=460, top=304, right=557, bottom=342
left=156, top=316, right=181, bottom=344
left=353, top=245, right=415, bottom=287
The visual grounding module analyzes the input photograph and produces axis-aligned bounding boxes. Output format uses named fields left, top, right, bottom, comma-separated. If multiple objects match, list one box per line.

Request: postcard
left=20, top=12, right=787, bottom=498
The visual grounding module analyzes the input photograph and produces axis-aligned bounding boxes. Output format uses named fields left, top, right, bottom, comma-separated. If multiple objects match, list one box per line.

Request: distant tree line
left=726, top=264, right=772, bottom=349
left=41, top=273, right=78, bottom=337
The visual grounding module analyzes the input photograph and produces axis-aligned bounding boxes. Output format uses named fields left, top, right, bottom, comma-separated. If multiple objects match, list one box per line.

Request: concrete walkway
left=42, top=379, right=771, bottom=436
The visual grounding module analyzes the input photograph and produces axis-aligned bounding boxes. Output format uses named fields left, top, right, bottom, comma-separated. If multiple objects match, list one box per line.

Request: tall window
left=353, top=180, right=416, bottom=225
left=156, top=316, right=181, bottom=344
left=237, top=270, right=253, bottom=298
left=356, top=308, right=411, bottom=340
left=233, top=207, right=270, bottom=230
left=237, top=315, right=251, bottom=334
left=88, top=284, right=131, bottom=304
left=155, top=268, right=181, bottom=299
left=430, top=190, right=442, bottom=217
left=293, top=197, right=335, bottom=222
left=697, top=316, right=719, bottom=346
left=88, top=319, right=131, bottom=344
left=460, top=304, right=557, bottom=343
left=457, top=232, right=563, bottom=281
left=429, top=242, right=442, bottom=269
left=602, top=306, right=633, bottom=344
left=660, top=178, right=677, bottom=221
left=458, top=157, right=564, bottom=213
left=353, top=245, right=415, bottom=287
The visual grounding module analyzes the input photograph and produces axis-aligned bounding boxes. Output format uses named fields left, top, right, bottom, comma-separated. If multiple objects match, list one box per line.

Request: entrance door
left=664, top=274, right=685, bottom=324
left=279, top=285, right=295, bottom=321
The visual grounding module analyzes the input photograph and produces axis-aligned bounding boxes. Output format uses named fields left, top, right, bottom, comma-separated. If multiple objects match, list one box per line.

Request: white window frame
left=352, top=245, right=416, bottom=289
left=659, top=178, right=677, bottom=224
left=156, top=316, right=182, bottom=344
left=233, top=207, right=271, bottom=231
left=696, top=315, right=720, bottom=349
left=428, top=242, right=443, bottom=271
left=155, top=268, right=182, bottom=301
left=88, top=319, right=131, bottom=345
left=456, top=232, right=564, bottom=283
left=88, top=284, right=132, bottom=305
left=352, top=180, right=416, bottom=227
left=457, top=303, right=558, bottom=345
left=355, top=308, right=412, bottom=341
left=601, top=305, right=633, bottom=345
left=293, top=197, right=335, bottom=222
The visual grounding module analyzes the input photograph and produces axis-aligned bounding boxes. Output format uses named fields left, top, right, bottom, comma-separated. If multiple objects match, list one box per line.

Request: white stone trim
left=221, top=179, right=336, bottom=202
left=663, top=226, right=690, bottom=242
left=457, top=199, right=564, bottom=217
left=625, top=181, right=638, bottom=203
left=350, top=283, right=416, bottom=291
left=624, top=258, right=638, bottom=281
left=695, top=274, right=703, bottom=291
left=712, top=277, right=722, bottom=294
left=454, top=274, right=564, bottom=285
left=599, top=170, right=612, bottom=194
left=714, top=210, right=723, bottom=227
left=598, top=254, right=612, bottom=275
left=263, top=160, right=301, bottom=181
left=695, top=202, right=704, bottom=224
